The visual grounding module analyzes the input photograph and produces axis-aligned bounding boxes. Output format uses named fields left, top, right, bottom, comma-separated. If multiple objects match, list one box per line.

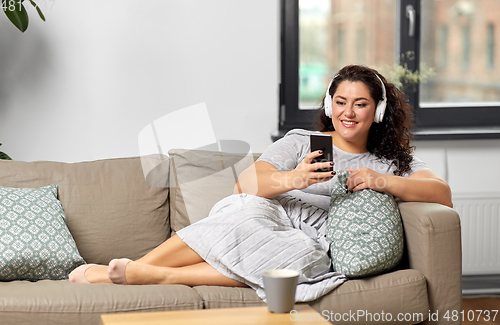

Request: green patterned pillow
left=325, top=171, right=403, bottom=278
left=0, top=185, right=86, bottom=281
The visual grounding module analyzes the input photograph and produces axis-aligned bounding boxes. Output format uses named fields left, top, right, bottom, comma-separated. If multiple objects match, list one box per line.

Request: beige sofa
left=0, top=149, right=462, bottom=325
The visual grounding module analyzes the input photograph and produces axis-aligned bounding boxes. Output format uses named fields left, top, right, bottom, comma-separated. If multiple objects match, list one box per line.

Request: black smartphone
left=310, top=134, right=333, bottom=172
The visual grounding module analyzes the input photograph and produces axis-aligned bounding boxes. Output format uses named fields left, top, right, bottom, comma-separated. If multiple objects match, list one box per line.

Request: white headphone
left=324, top=73, right=387, bottom=123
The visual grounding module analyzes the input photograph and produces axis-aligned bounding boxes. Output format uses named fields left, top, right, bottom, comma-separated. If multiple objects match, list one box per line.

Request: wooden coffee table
left=101, top=304, right=331, bottom=325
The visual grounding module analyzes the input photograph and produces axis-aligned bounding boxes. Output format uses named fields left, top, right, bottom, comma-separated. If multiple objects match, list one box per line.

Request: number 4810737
left=444, top=309, right=498, bottom=322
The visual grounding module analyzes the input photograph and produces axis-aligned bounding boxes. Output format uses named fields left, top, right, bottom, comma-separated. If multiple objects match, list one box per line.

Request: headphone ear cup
left=324, top=78, right=335, bottom=118
left=324, top=96, right=332, bottom=117
left=373, top=73, right=387, bottom=123
left=374, top=100, right=387, bottom=123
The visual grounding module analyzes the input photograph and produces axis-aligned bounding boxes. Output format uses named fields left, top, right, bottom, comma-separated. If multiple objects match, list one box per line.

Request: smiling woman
left=309, top=64, right=453, bottom=207
left=315, top=65, right=414, bottom=176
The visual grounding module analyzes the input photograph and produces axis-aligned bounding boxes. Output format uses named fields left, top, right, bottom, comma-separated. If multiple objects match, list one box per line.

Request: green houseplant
left=380, top=52, right=436, bottom=92
left=0, top=144, right=11, bottom=160
left=2, top=0, right=45, bottom=32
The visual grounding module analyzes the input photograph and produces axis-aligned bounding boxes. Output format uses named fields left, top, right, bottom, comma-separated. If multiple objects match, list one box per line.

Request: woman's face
left=331, top=80, right=376, bottom=146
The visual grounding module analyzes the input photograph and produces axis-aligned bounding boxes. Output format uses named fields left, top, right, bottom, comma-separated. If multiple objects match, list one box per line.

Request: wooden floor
left=462, top=297, right=500, bottom=324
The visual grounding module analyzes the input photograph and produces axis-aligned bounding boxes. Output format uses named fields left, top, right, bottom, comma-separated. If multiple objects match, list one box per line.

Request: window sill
left=413, top=127, right=500, bottom=140
left=272, top=127, right=500, bottom=142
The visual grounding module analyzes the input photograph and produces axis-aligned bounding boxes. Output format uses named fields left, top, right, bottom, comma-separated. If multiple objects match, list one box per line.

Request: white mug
left=262, top=269, right=299, bottom=313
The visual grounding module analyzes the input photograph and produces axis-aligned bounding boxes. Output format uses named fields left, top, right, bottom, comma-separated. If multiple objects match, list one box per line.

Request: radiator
left=453, top=193, right=500, bottom=275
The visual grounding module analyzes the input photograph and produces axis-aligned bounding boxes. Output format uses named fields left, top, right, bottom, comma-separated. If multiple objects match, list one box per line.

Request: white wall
left=0, top=0, right=279, bottom=162
left=415, top=139, right=500, bottom=198
left=415, top=139, right=500, bottom=275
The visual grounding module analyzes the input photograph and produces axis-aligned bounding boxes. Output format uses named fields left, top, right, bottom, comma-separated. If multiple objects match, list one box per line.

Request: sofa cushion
left=309, top=269, right=429, bottom=324
left=168, top=148, right=259, bottom=232
left=0, top=158, right=170, bottom=265
left=193, top=286, right=266, bottom=309
left=0, top=185, right=85, bottom=281
left=0, top=280, right=203, bottom=325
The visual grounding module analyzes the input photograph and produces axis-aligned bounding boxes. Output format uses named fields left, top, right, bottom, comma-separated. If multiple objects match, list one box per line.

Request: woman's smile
left=340, top=119, right=358, bottom=127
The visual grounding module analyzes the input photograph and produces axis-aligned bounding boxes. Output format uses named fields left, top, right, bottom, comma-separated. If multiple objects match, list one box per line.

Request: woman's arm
left=234, top=151, right=335, bottom=199
left=345, top=168, right=453, bottom=208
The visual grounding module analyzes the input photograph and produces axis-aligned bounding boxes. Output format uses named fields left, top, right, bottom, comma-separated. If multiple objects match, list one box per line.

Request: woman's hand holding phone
left=288, top=151, right=335, bottom=190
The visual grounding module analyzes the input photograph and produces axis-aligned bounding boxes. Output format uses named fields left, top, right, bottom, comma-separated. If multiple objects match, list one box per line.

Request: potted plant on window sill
left=382, top=51, right=436, bottom=92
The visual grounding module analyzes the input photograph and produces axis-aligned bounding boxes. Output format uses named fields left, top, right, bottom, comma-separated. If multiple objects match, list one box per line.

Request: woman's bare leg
left=123, top=261, right=248, bottom=287
left=136, top=234, right=204, bottom=267
left=82, top=234, right=205, bottom=283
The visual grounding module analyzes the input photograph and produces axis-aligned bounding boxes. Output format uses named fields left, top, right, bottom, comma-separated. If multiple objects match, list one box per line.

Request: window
left=337, top=29, right=345, bottom=65
left=487, top=24, right=495, bottom=70
left=356, top=28, right=366, bottom=64
left=438, top=26, right=448, bottom=69
left=461, top=25, right=471, bottom=70
left=279, top=0, right=500, bottom=140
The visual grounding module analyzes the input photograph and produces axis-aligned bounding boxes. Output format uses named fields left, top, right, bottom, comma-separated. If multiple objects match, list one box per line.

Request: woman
left=69, top=65, right=452, bottom=302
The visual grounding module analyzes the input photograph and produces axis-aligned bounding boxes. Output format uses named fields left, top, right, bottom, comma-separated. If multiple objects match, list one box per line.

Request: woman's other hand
left=346, top=167, right=453, bottom=208
left=345, top=167, right=387, bottom=193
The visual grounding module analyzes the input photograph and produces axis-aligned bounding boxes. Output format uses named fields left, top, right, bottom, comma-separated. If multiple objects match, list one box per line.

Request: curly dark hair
left=313, top=65, right=415, bottom=176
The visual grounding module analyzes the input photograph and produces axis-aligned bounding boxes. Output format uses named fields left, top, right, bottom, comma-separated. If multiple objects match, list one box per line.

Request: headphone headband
left=324, top=73, right=387, bottom=123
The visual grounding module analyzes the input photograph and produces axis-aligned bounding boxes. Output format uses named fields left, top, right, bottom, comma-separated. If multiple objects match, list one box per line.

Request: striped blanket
left=177, top=193, right=346, bottom=302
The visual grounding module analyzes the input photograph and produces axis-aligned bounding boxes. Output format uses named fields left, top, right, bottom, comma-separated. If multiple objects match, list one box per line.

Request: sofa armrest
left=399, top=202, right=462, bottom=325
